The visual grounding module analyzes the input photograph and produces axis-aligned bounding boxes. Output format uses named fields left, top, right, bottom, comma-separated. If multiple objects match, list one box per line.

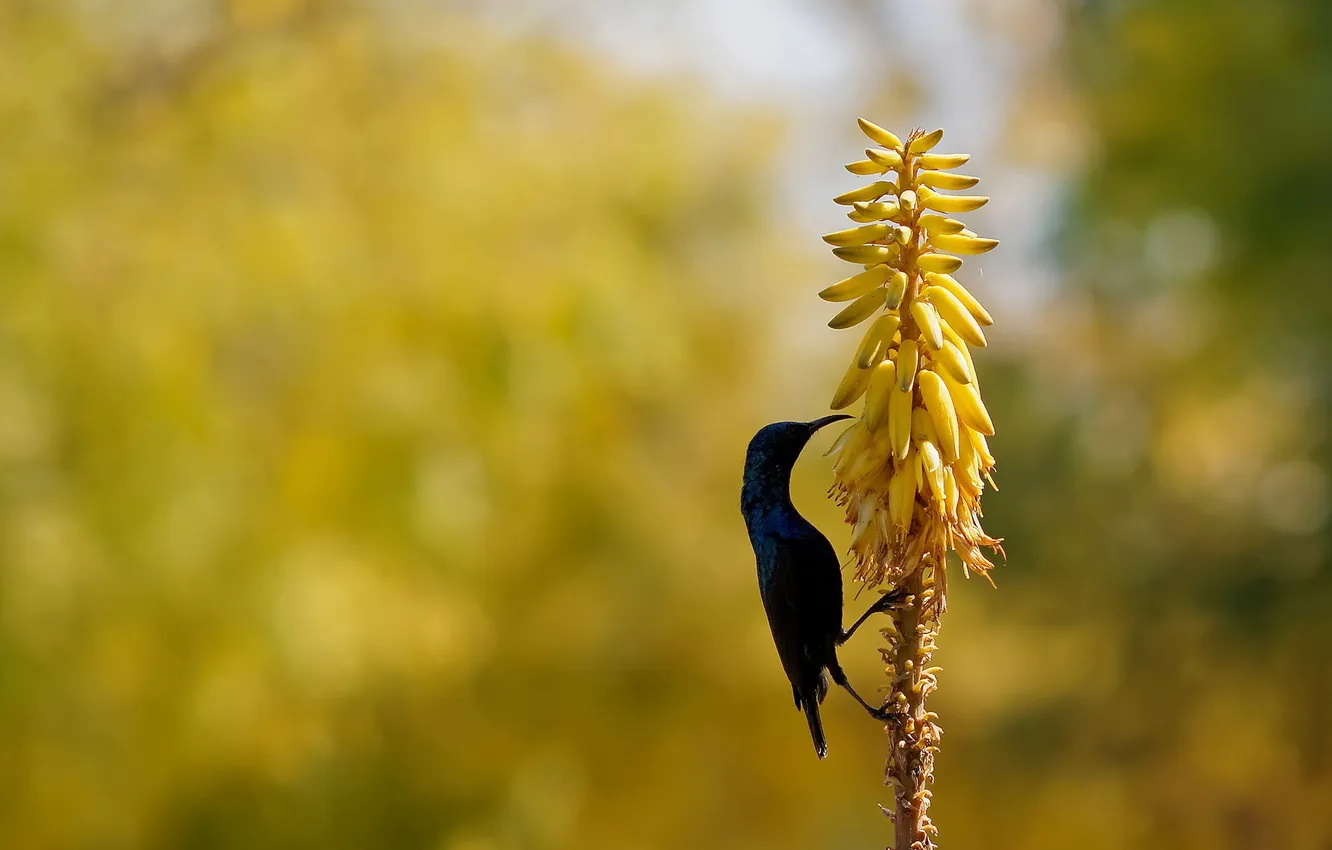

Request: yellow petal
left=918, top=153, right=970, bottom=170
left=889, top=384, right=914, bottom=461
left=908, top=128, right=944, bottom=154
left=940, top=369, right=994, bottom=436
left=865, top=360, right=899, bottom=432
left=918, top=370, right=960, bottom=462
left=969, top=428, right=996, bottom=467
left=924, top=272, right=994, bottom=325
left=934, top=339, right=973, bottom=384
left=828, top=287, right=887, bottom=329
left=853, top=200, right=901, bottom=220
left=917, top=171, right=980, bottom=191
left=920, top=214, right=966, bottom=235
left=857, top=118, right=905, bottom=151
left=830, top=361, right=872, bottom=410
left=834, top=181, right=897, bottom=205
left=918, top=186, right=989, bottom=213
left=911, top=405, right=940, bottom=448
left=832, top=244, right=897, bottom=265
left=819, top=264, right=892, bottom=301
left=899, top=189, right=917, bottom=211
left=855, top=313, right=900, bottom=368
left=929, top=232, right=999, bottom=255
left=888, top=460, right=916, bottom=527
left=944, top=467, right=960, bottom=518
left=911, top=300, right=944, bottom=350
left=896, top=338, right=919, bottom=393
left=941, top=323, right=980, bottom=387
left=846, top=159, right=889, bottom=176
left=884, top=270, right=908, bottom=309
left=918, top=439, right=946, bottom=505
left=866, top=147, right=904, bottom=169
left=823, top=222, right=892, bottom=247
left=917, top=253, right=963, bottom=274
left=924, top=285, right=987, bottom=347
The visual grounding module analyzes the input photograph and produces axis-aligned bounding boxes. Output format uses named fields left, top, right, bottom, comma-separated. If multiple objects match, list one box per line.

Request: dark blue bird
left=741, top=415, right=905, bottom=759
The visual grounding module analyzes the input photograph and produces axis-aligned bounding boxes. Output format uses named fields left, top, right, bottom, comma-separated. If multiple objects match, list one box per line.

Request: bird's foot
left=868, top=588, right=910, bottom=614
left=869, top=703, right=908, bottom=724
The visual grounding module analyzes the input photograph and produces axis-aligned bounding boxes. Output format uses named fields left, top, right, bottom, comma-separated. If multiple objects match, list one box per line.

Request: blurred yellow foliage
left=1, top=2, right=1330, bottom=849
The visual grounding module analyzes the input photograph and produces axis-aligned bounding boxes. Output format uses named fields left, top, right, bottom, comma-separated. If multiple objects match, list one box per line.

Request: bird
left=741, top=415, right=905, bottom=759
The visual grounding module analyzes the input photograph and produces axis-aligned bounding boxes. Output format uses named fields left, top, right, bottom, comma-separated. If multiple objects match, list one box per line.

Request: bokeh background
left=2, top=1, right=1330, bottom=848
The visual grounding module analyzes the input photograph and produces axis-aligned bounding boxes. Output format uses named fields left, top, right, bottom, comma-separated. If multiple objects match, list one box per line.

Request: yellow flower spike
left=846, top=159, right=889, bottom=176
left=823, top=222, right=892, bottom=247
left=918, top=170, right=980, bottom=191
left=829, top=360, right=873, bottom=410
left=917, top=253, right=963, bottom=274
left=919, top=214, right=966, bottom=235
left=820, top=121, right=1001, bottom=849
left=918, top=185, right=989, bottom=213
left=929, top=232, right=999, bottom=255
left=884, top=271, right=908, bottom=309
left=858, top=117, right=905, bottom=151
left=854, top=200, right=901, bottom=220
left=924, top=272, right=994, bottom=326
left=834, top=180, right=897, bottom=205
left=855, top=313, right=900, bottom=369
left=888, top=384, right=914, bottom=461
left=925, top=285, right=988, bottom=347
left=828, top=287, right=888, bottom=328
left=866, top=147, right=904, bottom=170
left=864, top=360, right=899, bottom=432
left=918, top=152, right=970, bottom=170
left=820, top=264, right=893, bottom=302
left=918, top=370, right=960, bottom=462
left=895, top=338, right=919, bottom=393
left=908, top=128, right=945, bottom=154
left=910, top=300, right=944, bottom=350
left=935, top=340, right=973, bottom=384
left=832, top=244, right=897, bottom=265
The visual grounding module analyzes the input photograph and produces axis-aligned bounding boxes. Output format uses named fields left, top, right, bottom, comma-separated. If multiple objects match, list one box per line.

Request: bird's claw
left=870, top=705, right=907, bottom=724
left=869, top=588, right=909, bottom=614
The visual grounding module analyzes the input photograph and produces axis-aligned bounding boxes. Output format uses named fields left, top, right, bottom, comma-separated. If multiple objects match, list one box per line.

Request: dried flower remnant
left=820, top=119, right=1003, bottom=850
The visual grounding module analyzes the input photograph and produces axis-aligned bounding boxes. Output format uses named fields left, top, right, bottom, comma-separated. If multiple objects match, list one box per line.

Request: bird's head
left=742, top=415, right=853, bottom=508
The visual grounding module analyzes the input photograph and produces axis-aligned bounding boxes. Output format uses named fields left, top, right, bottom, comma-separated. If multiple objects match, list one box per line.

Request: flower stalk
left=820, top=120, right=1003, bottom=850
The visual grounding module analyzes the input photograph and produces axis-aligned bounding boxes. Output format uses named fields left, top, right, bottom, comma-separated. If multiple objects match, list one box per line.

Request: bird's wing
left=764, top=529, right=845, bottom=689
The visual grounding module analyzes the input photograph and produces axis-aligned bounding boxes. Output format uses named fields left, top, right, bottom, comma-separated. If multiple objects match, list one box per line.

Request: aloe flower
left=820, top=119, right=1003, bottom=850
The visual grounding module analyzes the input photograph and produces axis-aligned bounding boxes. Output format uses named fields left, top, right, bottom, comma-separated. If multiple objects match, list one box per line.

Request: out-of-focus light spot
left=415, top=449, right=491, bottom=556
left=1079, top=395, right=1148, bottom=476
left=507, top=748, right=585, bottom=846
left=1259, top=460, right=1330, bottom=535
left=1145, top=208, right=1217, bottom=281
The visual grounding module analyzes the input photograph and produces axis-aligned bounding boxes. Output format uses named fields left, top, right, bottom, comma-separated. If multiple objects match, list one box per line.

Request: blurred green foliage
left=1, top=1, right=1329, bottom=849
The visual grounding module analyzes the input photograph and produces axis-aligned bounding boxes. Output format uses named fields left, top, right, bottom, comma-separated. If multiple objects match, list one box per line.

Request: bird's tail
left=801, top=673, right=830, bottom=759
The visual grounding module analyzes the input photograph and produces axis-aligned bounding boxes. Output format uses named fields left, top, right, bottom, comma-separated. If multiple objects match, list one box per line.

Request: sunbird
left=741, top=415, right=905, bottom=759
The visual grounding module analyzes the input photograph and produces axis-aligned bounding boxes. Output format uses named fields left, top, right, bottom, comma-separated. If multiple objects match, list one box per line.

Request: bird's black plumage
left=741, top=416, right=902, bottom=759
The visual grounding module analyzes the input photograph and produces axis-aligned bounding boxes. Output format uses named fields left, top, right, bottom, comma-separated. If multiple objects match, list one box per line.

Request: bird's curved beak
left=807, top=414, right=853, bottom=434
